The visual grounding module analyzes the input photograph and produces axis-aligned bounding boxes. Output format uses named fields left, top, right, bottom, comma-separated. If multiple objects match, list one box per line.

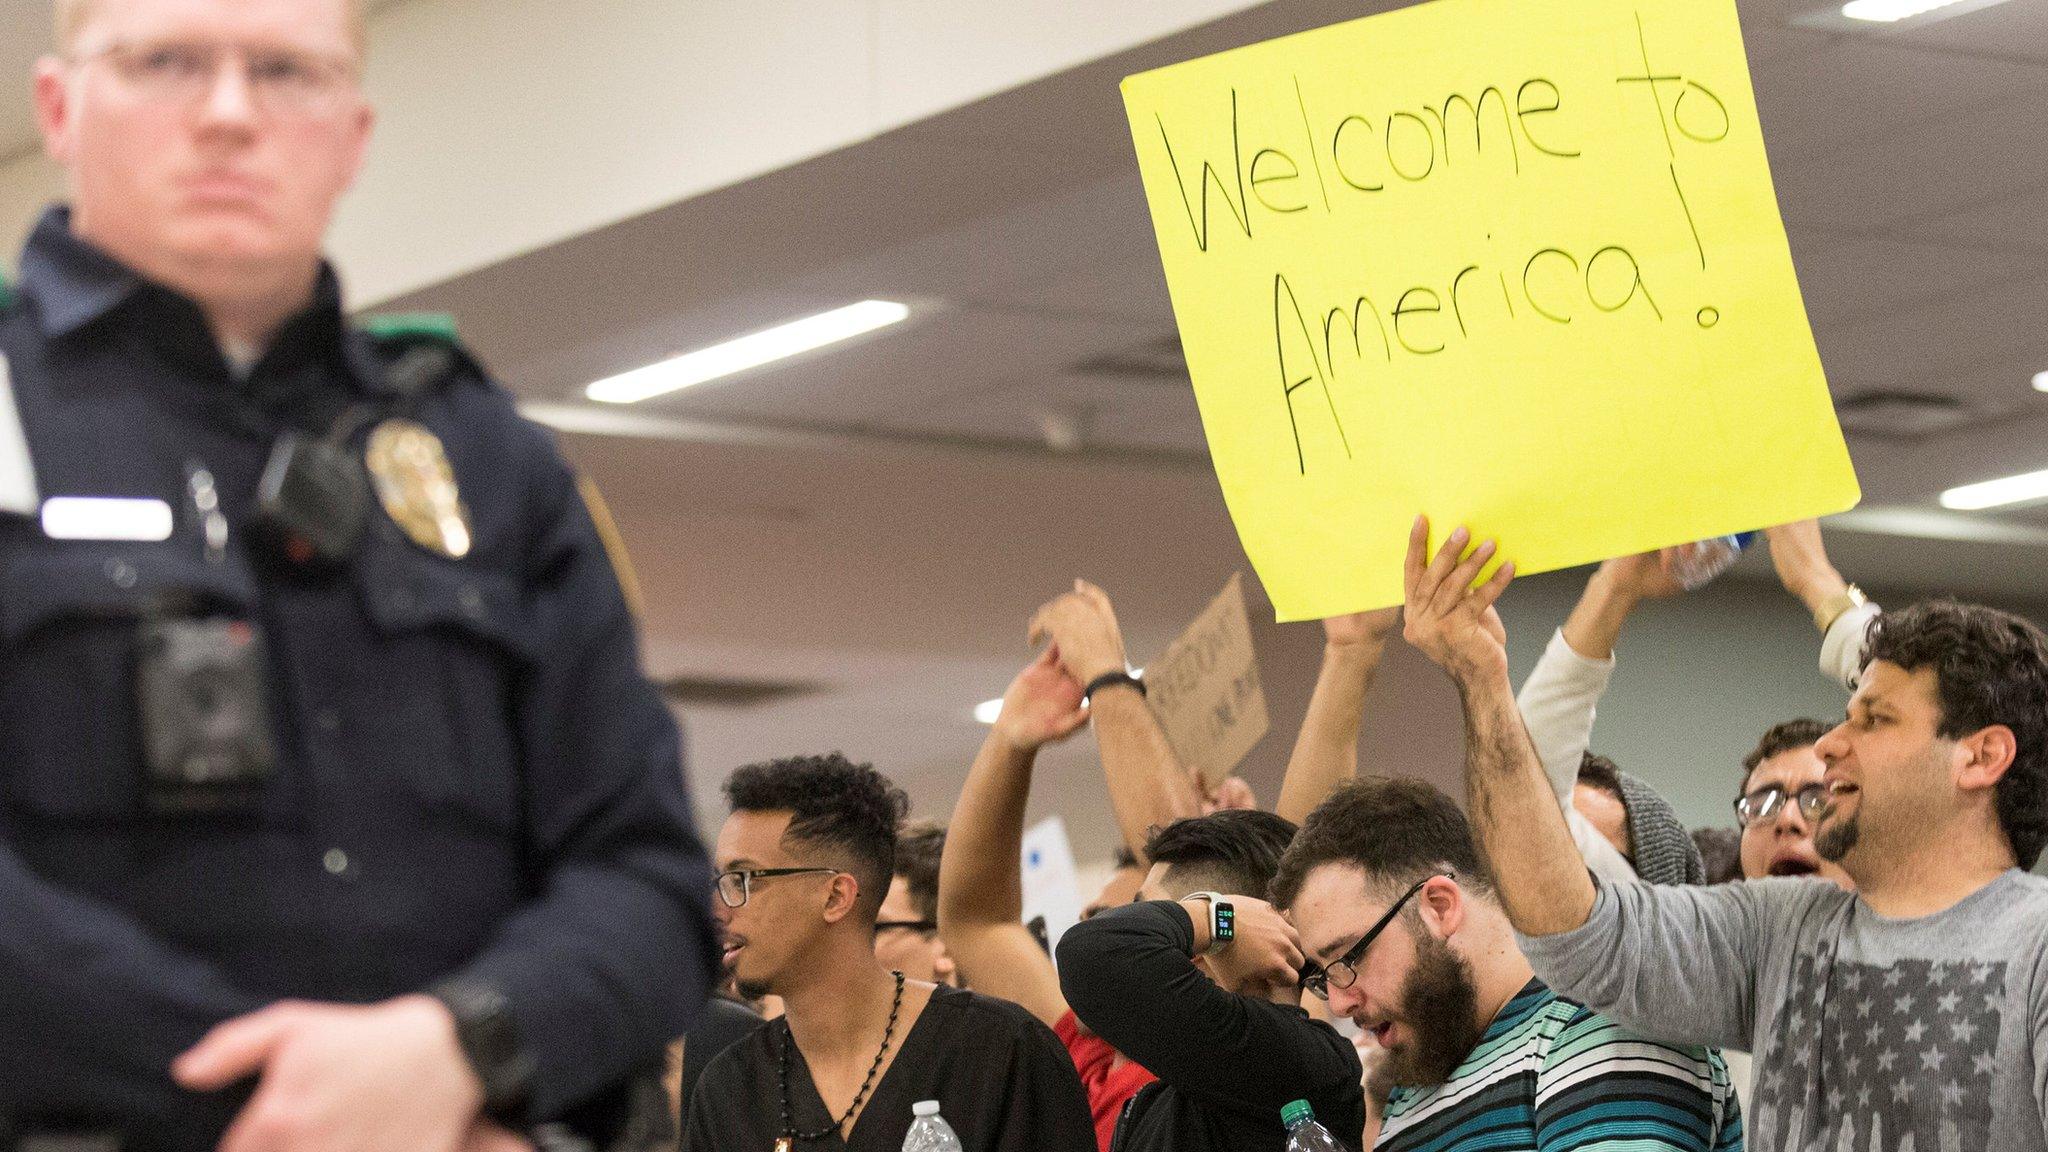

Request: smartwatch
left=1187, top=891, right=1235, bottom=953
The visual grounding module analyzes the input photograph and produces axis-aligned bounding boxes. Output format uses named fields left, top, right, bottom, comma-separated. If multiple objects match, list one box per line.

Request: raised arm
left=1400, top=518, right=1595, bottom=936
left=936, top=648, right=1089, bottom=1028
left=1031, top=581, right=1203, bottom=862
left=1276, top=608, right=1400, bottom=825
left=1516, top=552, right=1683, bottom=882
left=1765, top=518, right=1880, bottom=689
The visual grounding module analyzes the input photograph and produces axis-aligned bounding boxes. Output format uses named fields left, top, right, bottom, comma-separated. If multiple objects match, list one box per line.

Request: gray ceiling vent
left=656, top=675, right=824, bottom=708
left=1071, top=335, right=1187, bottom=382
left=1835, top=390, right=1977, bottom=439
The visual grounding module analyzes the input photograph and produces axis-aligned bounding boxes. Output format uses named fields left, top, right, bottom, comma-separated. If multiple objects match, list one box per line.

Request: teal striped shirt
left=1378, top=980, right=1743, bottom=1151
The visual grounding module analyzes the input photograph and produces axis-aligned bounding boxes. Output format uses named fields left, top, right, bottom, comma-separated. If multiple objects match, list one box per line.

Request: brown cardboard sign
left=1146, top=573, right=1269, bottom=785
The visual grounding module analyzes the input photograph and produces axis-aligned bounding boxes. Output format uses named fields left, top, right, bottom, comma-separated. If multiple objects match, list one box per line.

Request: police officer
left=0, top=2, right=718, bottom=1150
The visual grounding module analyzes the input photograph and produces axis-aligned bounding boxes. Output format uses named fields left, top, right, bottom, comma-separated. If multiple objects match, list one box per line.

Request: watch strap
left=1083, top=669, right=1145, bottom=703
left=1186, top=891, right=1234, bottom=953
left=428, top=978, right=536, bottom=1123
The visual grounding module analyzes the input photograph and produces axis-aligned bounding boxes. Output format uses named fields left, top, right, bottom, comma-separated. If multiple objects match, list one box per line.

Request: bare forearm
left=938, top=730, right=1036, bottom=928
left=1767, top=520, right=1849, bottom=616
left=1559, top=569, right=1640, bottom=661
left=1455, top=666, right=1596, bottom=936
left=1092, top=687, right=1202, bottom=862
left=1277, top=642, right=1384, bottom=824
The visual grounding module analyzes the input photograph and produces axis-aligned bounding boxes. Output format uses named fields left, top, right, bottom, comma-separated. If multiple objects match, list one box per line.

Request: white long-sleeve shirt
left=1514, top=628, right=1639, bottom=884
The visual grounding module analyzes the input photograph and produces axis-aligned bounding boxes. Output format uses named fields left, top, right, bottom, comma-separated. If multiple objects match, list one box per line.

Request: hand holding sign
left=1122, top=0, right=1858, bottom=619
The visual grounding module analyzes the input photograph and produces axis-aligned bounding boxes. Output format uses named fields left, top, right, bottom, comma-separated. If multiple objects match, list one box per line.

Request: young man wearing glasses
left=688, top=754, right=1092, bottom=1152
left=873, top=820, right=959, bottom=988
left=1733, top=719, right=1853, bottom=886
left=1273, top=777, right=1739, bottom=1151
left=1056, top=809, right=1366, bottom=1152
left=1403, top=518, right=2048, bottom=1152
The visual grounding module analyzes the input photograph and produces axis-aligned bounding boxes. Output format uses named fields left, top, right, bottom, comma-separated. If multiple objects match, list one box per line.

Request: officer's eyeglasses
left=1300, top=871, right=1452, bottom=1002
left=72, top=39, right=361, bottom=118
left=714, top=867, right=841, bottom=909
left=1733, top=783, right=1832, bottom=827
left=874, top=919, right=938, bottom=937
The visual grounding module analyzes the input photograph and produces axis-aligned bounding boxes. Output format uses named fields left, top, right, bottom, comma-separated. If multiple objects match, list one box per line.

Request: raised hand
left=992, top=647, right=1090, bottom=753
left=1028, top=579, right=1130, bottom=684
left=1200, top=775, right=1257, bottom=814
left=1401, top=517, right=1513, bottom=684
left=1596, top=549, right=1687, bottom=603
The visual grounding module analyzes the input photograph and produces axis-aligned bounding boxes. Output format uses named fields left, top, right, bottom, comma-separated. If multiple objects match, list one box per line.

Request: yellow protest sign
left=1122, top=0, right=1859, bottom=621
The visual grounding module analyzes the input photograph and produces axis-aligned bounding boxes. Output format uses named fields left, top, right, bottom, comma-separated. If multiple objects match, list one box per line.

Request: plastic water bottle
left=1665, top=530, right=1760, bottom=591
left=1282, top=1099, right=1346, bottom=1151
left=903, top=1100, right=964, bottom=1152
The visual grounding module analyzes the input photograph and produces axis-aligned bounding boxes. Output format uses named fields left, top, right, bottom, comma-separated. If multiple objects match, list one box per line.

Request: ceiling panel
left=1901, top=182, right=2048, bottom=253
left=1883, top=1, right=2048, bottom=65
left=1814, top=269, right=2048, bottom=395
left=1751, top=35, right=2048, bottom=164
left=870, top=369, right=1209, bottom=456
left=1774, top=86, right=2048, bottom=229
left=1794, top=234, right=2047, bottom=325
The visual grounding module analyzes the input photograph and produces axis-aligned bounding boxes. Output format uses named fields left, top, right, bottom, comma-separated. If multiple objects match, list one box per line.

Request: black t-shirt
left=682, top=983, right=1094, bottom=1152
left=1056, top=901, right=1365, bottom=1152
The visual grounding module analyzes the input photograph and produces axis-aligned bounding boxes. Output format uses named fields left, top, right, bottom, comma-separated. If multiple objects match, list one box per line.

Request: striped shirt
left=1377, top=979, right=1743, bottom=1151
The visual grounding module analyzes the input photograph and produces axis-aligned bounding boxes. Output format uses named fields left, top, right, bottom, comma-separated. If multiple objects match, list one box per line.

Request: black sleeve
left=1057, top=900, right=1362, bottom=1117
left=450, top=418, right=721, bottom=1120
left=678, top=999, right=765, bottom=1131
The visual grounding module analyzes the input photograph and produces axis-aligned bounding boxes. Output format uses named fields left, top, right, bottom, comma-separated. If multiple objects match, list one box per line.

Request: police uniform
left=0, top=207, right=718, bottom=1151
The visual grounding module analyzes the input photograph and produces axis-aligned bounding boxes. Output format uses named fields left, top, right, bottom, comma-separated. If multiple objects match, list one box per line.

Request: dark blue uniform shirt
left=0, top=207, right=718, bottom=1149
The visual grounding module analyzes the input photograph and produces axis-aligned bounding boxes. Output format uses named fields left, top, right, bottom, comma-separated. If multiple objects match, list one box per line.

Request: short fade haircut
left=1864, top=600, right=2048, bottom=870
left=894, top=820, right=946, bottom=921
left=1270, top=777, right=1495, bottom=910
left=57, top=0, right=369, bottom=53
left=1575, top=753, right=1623, bottom=801
left=1144, top=810, right=1298, bottom=898
left=1740, top=718, right=1832, bottom=790
left=724, top=753, right=908, bottom=919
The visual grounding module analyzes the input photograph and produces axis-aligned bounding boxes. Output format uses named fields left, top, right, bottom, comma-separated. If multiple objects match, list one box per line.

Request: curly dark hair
left=894, top=820, right=946, bottom=921
left=1270, top=777, right=1495, bottom=910
left=724, top=753, right=909, bottom=918
left=1575, top=752, right=1623, bottom=802
left=1864, top=600, right=2048, bottom=870
left=1740, top=718, right=1833, bottom=791
left=1144, top=810, right=1299, bottom=898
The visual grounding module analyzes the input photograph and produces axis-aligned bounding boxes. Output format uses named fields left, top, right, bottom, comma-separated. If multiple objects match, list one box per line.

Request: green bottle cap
left=1281, top=1099, right=1314, bottom=1128
left=359, top=311, right=459, bottom=344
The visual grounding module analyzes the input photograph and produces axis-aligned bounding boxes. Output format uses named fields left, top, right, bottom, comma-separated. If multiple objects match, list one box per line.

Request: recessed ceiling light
left=2032, top=370, right=2048, bottom=393
left=973, top=698, right=1004, bottom=725
left=1841, top=0, right=2013, bottom=21
left=1940, top=468, right=2048, bottom=511
left=587, top=300, right=911, bottom=405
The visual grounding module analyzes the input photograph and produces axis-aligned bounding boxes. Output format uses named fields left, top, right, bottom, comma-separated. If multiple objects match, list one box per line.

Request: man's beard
left=1815, top=810, right=1860, bottom=862
left=1383, top=931, right=1483, bottom=1087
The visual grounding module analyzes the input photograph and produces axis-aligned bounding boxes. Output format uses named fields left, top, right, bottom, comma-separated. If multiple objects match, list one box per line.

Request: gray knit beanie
left=1616, top=770, right=1706, bottom=886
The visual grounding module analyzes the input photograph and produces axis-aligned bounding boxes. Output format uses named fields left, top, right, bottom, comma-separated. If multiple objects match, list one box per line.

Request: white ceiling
left=6, top=0, right=2048, bottom=848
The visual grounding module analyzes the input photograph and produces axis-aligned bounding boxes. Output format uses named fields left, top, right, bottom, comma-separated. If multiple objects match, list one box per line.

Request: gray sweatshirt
left=1518, top=870, right=2048, bottom=1152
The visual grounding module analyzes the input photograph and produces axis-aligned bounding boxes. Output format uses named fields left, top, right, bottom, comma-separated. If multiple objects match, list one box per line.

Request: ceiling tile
left=1900, top=182, right=2048, bottom=253
left=1754, top=35, right=2048, bottom=163
left=1795, top=234, right=2047, bottom=325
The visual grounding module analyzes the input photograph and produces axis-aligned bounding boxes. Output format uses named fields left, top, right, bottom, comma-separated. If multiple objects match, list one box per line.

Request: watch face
left=1215, top=905, right=1234, bottom=940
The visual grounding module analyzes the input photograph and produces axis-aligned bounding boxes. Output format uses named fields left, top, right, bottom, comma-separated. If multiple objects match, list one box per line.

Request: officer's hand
left=172, top=994, right=485, bottom=1152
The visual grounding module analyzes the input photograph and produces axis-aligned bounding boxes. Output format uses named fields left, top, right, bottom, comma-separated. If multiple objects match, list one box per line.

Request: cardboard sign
left=1121, top=0, right=1859, bottom=620
left=1146, top=573, right=1270, bottom=784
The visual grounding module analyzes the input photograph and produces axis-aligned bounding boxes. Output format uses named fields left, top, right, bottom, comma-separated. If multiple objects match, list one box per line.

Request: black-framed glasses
left=1733, top=783, right=1831, bottom=827
left=874, top=919, right=938, bottom=936
left=714, top=867, right=840, bottom=909
left=1300, top=871, right=1452, bottom=1002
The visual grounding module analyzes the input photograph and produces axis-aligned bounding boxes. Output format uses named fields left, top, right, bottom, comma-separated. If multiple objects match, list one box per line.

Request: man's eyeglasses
left=874, top=919, right=938, bottom=936
left=1733, top=783, right=1831, bottom=828
left=1300, top=871, right=1452, bottom=1002
left=73, top=39, right=360, bottom=118
left=714, top=867, right=840, bottom=909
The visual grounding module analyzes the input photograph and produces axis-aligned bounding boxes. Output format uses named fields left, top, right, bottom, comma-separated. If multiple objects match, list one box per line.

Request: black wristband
left=428, top=978, right=537, bottom=1124
left=1083, top=670, right=1145, bottom=703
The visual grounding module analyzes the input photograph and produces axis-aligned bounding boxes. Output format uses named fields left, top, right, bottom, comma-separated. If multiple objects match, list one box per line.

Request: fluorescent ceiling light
left=41, top=496, right=174, bottom=542
left=1940, top=469, right=2048, bottom=511
left=1841, top=0, right=2005, bottom=20
left=587, top=300, right=910, bottom=405
left=2032, top=370, right=2048, bottom=393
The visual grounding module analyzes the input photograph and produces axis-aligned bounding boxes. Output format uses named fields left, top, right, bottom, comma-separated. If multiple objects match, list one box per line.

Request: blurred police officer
left=0, top=2, right=718, bottom=1150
